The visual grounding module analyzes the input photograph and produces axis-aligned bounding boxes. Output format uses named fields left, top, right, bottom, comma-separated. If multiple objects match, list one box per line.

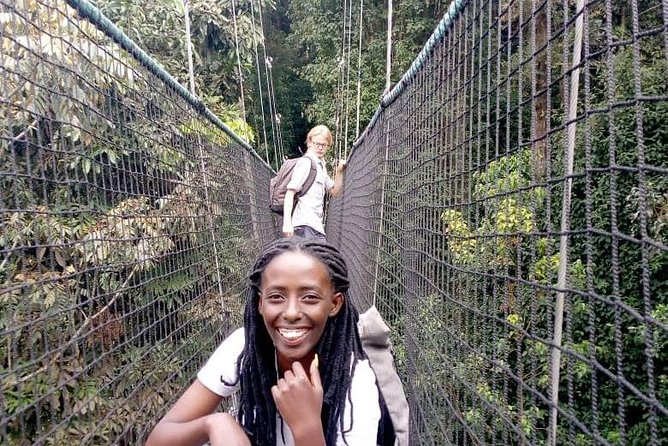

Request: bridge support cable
left=230, top=0, right=247, bottom=121
left=385, top=0, right=392, bottom=93
left=249, top=0, right=271, bottom=165
left=255, top=0, right=281, bottom=166
left=182, top=0, right=196, bottom=95
left=257, top=0, right=284, bottom=162
left=181, top=2, right=227, bottom=306
left=267, top=60, right=284, bottom=161
left=334, top=0, right=351, bottom=161
left=230, top=0, right=261, bottom=241
left=354, top=0, right=364, bottom=140
left=342, top=0, right=354, bottom=159
left=334, top=58, right=344, bottom=160
left=549, top=0, right=585, bottom=442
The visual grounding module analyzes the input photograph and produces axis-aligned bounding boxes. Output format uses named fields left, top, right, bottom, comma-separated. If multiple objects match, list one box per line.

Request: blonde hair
left=307, top=125, right=333, bottom=146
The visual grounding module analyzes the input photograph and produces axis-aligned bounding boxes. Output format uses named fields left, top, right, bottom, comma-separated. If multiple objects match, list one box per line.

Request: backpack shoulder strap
left=297, top=156, right=318, bottom=198
left=358, top=306, right=410, bottom=446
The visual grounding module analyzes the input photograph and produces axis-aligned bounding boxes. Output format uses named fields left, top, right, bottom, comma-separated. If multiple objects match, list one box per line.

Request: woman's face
left=258, top=251, right=343, bottom=372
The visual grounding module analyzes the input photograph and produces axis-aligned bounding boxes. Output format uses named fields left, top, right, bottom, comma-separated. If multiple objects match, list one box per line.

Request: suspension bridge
left=1, top=0, right=666, bottom=444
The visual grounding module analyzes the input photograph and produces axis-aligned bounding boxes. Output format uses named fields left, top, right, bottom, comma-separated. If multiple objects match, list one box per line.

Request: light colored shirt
left=197, top=328, right=381, bottom=446
left=286, top=153, right=334, bottom=235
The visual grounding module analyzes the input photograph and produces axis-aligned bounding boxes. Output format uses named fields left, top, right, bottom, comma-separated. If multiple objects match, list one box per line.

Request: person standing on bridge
left=145, top=238, right=384, bottom=446
left=282, top=125, right=346, bottom=241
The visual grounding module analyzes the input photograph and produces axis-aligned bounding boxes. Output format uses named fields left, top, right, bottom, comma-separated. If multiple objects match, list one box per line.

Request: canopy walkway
left=1, top=0, right=666, bottom=444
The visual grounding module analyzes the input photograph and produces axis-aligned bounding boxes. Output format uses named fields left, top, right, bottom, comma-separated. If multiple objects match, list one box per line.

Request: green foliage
left=256, top=0, right=449, bottom=157
left=98, top=0, right=271, bottom=102
left=437, top=150, right=580, bottom=443
left=1, top=1, right=256, bottom=442
left=98, top=0, right=276, bottom=155
left=567, top=34, right=668, bottom=444
left=432, top=25, right=667, bottom=444
left=3, top=0, right=667, bottom=444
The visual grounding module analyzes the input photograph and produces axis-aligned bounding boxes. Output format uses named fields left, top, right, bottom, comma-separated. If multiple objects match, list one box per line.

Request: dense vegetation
left=1, top=0, right=260, bottom=442
left=372, top=1, right=668, bottom=443
left=1, top=0, right=665, bottom=444
left=200, top=0, right=449, bottom=164
left=3, top=0, right=451, bottom=441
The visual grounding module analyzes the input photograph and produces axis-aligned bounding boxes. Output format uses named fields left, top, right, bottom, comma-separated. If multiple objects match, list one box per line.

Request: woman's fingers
left=272, top=360, right=321, bottom=398
left=271, top=383, right=281, bottom=399
left=310, top=355, right=322, bottom=392
left=272, top=360, right=324, bottom=433
left=290, top=361, right=309, bottom=380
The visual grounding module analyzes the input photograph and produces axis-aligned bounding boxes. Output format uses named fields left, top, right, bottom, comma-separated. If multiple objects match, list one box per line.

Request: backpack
left=269, top=156, right=317, bottom=215
left=358, top=305, right=410, bottom=446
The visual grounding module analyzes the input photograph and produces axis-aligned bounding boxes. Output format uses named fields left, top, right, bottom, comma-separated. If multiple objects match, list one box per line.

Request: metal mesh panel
left=1, top=0, right=275, bottom=443
left=328, top=0, right=668, bottom=444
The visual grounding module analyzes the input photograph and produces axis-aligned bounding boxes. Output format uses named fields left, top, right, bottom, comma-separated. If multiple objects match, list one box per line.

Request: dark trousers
left=294, top=225, right=326, bottom=242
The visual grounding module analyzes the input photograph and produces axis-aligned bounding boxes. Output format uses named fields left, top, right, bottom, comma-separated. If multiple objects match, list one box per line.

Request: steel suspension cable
left=266, top=58, right=280, bottom=165
left=354, top=0, right=364, bottom=140
left=334, top=0, right=350, bottom=161
left=230, top=0, right=247, bottom=121
left=255, top=0, right=284, bottom=162
left=180, top=0, right=226, bottom=309
left=549, top=0, right=585, bottom=442
left=372, top=0, right=393, bottom=307
left=249, top=0, right=270, bottom=164
left=267, top=60, right=284, bottom=161
left=385, top=0, right=392, bottom=92
left=256, top=0, right=280, bottom=167
left=342, top=0, right=354, bottom=159
left=333, top=57, right=344, bottom=159
left=182, top=0, right=196, bottom=95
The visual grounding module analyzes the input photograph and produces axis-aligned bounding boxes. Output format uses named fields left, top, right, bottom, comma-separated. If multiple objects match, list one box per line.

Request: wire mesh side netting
left=1, top=0, right=277, bottom=443
left=327, top=0, right=668, bottom=444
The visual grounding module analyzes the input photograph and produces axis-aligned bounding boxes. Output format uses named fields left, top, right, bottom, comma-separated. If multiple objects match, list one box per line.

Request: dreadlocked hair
left=234, top=237, right=366, bottom=446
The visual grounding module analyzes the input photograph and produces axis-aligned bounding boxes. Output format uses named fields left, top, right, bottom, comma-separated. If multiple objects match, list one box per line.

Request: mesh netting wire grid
left=1, top=0, right=667, bottom=445
left=327, top=0, right=668, bottom=444
left=1, top=0, right=277, bottom=443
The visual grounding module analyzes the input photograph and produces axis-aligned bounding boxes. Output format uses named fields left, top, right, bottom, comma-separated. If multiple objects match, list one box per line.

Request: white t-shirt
left=286, top=153, right=334, bottom=235
left=197, top=328, right=381, bottom=446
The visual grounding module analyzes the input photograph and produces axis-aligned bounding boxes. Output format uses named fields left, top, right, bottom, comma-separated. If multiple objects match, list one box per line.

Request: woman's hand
left=206, top=412, right=251, bottom=446
left=271, top=358, right=325, bottom=445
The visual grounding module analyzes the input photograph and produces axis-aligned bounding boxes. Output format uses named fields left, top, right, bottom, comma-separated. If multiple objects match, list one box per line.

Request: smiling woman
left=145, top=238, right=383, bottom=446
left=258, top=250, right=343, bottom=372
